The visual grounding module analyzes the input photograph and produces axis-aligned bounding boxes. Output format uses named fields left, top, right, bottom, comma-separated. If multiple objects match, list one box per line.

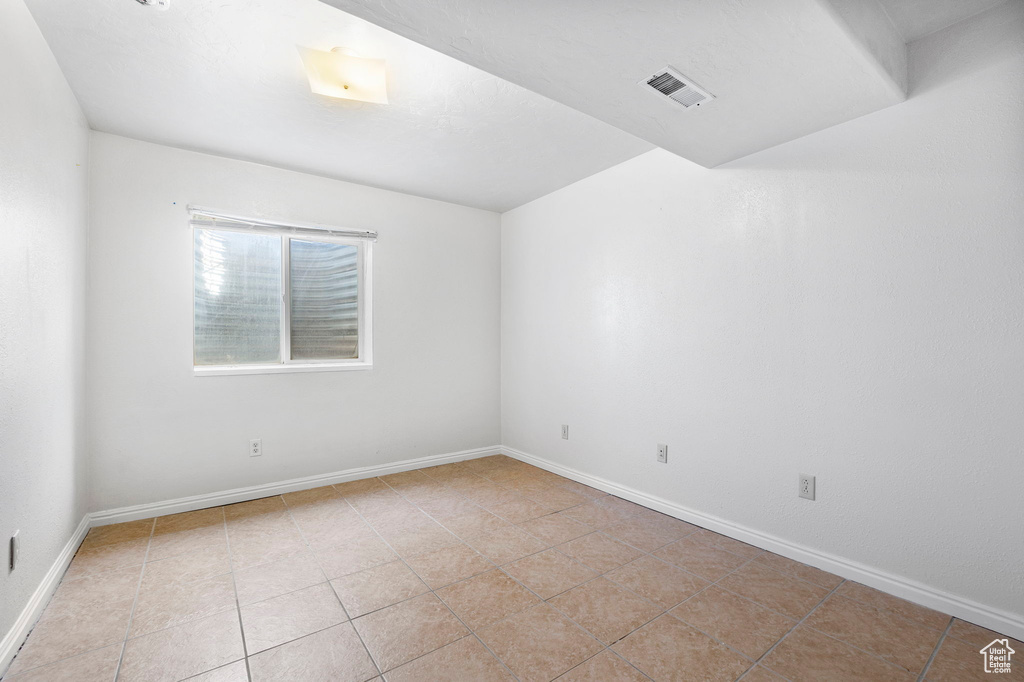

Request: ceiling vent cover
left=641, top=67, right=714, bottom=109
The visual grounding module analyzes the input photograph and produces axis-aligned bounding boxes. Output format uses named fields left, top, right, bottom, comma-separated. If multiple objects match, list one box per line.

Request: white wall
left=0, top=0, right=90, bottom=650
left=87, top=133, right=500, bottom=511
left=502, top=2, right=1024, bottom=628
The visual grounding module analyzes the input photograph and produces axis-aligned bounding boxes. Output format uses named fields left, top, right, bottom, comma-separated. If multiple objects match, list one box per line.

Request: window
left=190, top=207, right=373, bottom=375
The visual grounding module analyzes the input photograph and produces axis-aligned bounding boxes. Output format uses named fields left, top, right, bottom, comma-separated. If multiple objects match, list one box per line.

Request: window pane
left=289, top=239, right=359, bottom=360
left=194, top=229, right=281, bottom=365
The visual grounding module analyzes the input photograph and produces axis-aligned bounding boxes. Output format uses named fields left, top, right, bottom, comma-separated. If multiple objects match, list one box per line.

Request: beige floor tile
left=240, top=582, right=348, bottom=653
left=384, top=523, right=461, bottom=559
left=670, top=586, right=795, bottom=659
left=118, top=609, right=244, bottom=682
left=594, top=496, right=645, bottom=517
left=947, top=618, right=1023, bottom=648
left=80, top=519, right=154, bottom=550
left=762, top=625, right=914, bottom=682
left=466, top=526, right=547, bottom=565
left=3, top=643, right=121, bottom=682
left=477, top=603, right=603, bottom=682
left=806, top=594, right=945, bottom=674
left=559, top=501, right=632, bottom=529
left=486, top=497, right=556, bottom=524
left=352, top=593, right=469, bottom=672
left=331, top=560, right=428, bottom=617
left=754, top=552, right=844, bottom=590
left=690, top=530, right=763, bottom=560
left=653, top=535, right=749, bottom=581
left=717, top=562, right=829, bottom=620
left=182, top=660, right=249, bottom=681
left=153, top=507, right=224, bottom=535
left=147, top=524, right=228, bottom=562
left=282, top=485, right=342, bottom=508
left=549, top=577, right=662, bottom=645
left=555, top=650, right=650, bottom=681
left=130, top=572, right=236, bottom=637
left=223, top=496, right=287, bottom=521
left=438, top=508, right=511, bottom=538
left=384, top=635, right=514, bottom=682
left=519, top=515, right=592, bottom=546
left=522, top=486, right=590, bottom=512
left=417, top=495, right=481, bottom=518
left=140, top=544, right=231, bottom=587
left=551, top=480, right=608, bottom=500
left=602, top=516, right=693, bottom=553
left=64, top=538, right=149, bottom=580
left=299, top=515, right=379, bottom=554
left=613, top=614, right=752, bottom=682
left=248, top=622, right=378, bottom=682
left=836, top=582, right=952, bottom=631
left=233, top=551, right=326, bottom=605
left=47, top=565, right=143, bottom=615
left=404, top=542, right=494, bottom=589
left=557, top=532, right=644, bottom=574
left=504, top=549, right=597, bottom=599
left=314, top=534, right=397, bottom=578
left=436, top=569, right=539, bottom=630
left=5, top=598, right=133, bottom=675
left=226, top=516, right=309, bottom=569
left=925, top=634, right=1024, bottom=681
left=606, top=555, right=709, bottom=610
left=739, top=665, right=788, bottom=681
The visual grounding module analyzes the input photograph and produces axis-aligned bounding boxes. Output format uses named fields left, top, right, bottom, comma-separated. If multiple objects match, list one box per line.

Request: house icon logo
left=980, top=639, right=1015, bottom=674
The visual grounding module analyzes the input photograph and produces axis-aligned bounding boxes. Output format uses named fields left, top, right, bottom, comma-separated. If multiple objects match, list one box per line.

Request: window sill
left=194, top=362, right=372, bottom=377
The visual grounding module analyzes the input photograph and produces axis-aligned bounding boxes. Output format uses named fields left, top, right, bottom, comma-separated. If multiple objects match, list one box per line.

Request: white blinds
left=187, top=205, right=377, bottom=241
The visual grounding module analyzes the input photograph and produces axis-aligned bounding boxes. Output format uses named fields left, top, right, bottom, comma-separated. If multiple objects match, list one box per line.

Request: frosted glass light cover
left=193, top=230, right=282, bottom=365
left=297, top=46, right=388, bottom=104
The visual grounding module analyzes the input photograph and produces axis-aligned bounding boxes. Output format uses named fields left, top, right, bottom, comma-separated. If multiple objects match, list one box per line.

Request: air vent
left=641, top=67, right=714, bottom=109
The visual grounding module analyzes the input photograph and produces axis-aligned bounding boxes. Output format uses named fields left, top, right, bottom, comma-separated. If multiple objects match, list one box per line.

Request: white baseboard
left=0, top=514, right=90, bottom=676
left=504, top=446, right=1024, bottom=641
left=90, top=445, right=503, bottom=526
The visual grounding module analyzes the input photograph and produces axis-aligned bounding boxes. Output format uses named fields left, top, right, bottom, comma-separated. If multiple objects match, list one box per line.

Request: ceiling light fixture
left=297, top=46, right=388, bottom=104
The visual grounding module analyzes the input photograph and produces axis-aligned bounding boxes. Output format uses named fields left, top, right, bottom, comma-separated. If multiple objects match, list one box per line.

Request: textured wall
left=86, top=133, right=501, bottom=511
left=0, top=0, right=90, bottom=648
left=502, top=3, right=1023, bottom=625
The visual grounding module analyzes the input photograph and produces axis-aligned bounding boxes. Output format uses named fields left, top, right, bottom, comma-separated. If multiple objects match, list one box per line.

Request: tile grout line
left=400, top=465, right=763, bottom=678
left=220, top=508, right=254, bottom=682
left=750, top=578, right=846, bottom=679
left=112, top=518, right=157, bottom=681
left=916, top=617, right=953, bottom=682
left=342, top=475, right=523, bottom=682
left=280, top=496, right=384, bottom=682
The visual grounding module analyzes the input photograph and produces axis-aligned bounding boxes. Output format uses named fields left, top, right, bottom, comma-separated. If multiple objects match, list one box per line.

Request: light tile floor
left=3, top=455, right=1020, bottom=681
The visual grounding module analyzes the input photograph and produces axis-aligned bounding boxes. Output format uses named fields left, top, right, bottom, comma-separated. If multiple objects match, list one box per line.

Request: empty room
left=1, top=0, right=1022, bottom=680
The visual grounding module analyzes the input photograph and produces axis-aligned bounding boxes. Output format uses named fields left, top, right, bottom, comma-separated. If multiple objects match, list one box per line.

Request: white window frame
left=190, top=208, right=374, bottom=377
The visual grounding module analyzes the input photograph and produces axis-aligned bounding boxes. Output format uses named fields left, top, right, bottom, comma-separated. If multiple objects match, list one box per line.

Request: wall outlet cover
left=657, top=443, right=668, bottom=463
left=799, top=473, right=816, bottom=500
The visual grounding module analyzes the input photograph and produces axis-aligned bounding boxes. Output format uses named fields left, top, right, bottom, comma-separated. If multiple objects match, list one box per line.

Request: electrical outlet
left=9, top=531, right=19, bottom=571
left=250, top=438, right=262, bottom=457
left=799, top=474, right=815, bottom=500
left=561, top=424, right=569, bottom=440
left=657, top=444, right=668, bottom=463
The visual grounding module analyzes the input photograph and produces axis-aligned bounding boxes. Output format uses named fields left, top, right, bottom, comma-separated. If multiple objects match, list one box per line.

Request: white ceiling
left=876, top=0, right=1008, bottom=41
left=320, top=0, right=909, bottom=168
left=25, top=0, right=651, bottom=212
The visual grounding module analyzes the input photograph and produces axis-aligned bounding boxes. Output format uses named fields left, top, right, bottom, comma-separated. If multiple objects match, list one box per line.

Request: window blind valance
left=187, top=205, right=377, bottom=242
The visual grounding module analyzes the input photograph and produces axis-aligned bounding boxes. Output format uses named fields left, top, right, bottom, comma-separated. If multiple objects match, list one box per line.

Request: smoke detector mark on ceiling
left=641, top=67, right=714, bottom=109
